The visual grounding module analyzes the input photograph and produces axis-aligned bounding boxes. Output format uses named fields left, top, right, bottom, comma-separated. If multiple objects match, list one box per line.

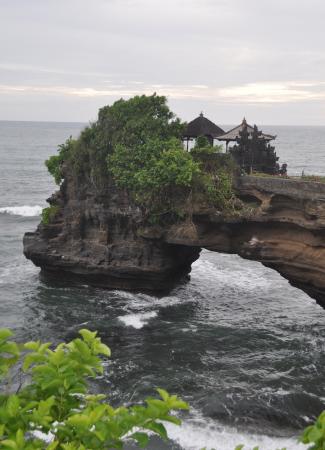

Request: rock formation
left=166, top=176, right=325, bottom=307
left=24, top=174, right=325, bottom=308
left=23, top=168, right=201, bottom=292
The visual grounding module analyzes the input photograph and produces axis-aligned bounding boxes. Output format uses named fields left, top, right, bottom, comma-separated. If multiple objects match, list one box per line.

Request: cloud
left=1, top=81, right=325, bottom=104
left=218, top=82, right=325, bottom=103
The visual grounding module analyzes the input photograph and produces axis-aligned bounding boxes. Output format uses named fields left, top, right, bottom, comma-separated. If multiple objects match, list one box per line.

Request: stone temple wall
left=236, top=176, right=325, bottom=201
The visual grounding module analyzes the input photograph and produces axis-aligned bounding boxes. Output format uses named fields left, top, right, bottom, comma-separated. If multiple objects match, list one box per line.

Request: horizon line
left=0, top=119, right=324, bottom=127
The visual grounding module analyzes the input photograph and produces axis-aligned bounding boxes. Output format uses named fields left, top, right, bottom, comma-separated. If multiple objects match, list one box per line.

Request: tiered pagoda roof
left=217, top=118, right=276, bottom=142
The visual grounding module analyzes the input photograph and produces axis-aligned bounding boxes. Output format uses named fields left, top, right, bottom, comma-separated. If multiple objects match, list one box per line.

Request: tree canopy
left=44, top=94, right=237, bottom=223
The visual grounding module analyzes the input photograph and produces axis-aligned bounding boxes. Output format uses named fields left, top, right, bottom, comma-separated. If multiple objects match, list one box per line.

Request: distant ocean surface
left=1, top=121, right=325, bottom=450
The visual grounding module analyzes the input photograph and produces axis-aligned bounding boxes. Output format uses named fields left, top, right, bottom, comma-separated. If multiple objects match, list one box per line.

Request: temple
left=183, top=115, right=286, bottom=175
left=217, top=118, right=282, bottom=175
left=182, top=113, right=224, bottom=149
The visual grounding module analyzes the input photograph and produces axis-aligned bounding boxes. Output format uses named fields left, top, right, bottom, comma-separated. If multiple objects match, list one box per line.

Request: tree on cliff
left=45, top=94, right=236, bottom=224
left=46, top=94, right=185, bottom=186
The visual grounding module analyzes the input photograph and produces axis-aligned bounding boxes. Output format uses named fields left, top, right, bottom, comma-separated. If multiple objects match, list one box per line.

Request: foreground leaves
left=0, top=329, right=188, bottom=449
left=300, top=410, right=325, bottom=449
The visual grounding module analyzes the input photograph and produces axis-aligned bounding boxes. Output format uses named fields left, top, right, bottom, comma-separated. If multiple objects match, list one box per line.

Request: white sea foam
left=0, top=205, right=42, bottom=217
left=0, top=259, right=38, bottom=285
left=165, top=416, right=306, bottom=450
left=191, top=254, right=274, bottom=291
left=118, top=311, right=157, bottom=329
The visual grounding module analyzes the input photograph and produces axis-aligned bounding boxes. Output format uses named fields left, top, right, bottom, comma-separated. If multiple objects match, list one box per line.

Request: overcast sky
left=0, top=0, right=325, bottom=124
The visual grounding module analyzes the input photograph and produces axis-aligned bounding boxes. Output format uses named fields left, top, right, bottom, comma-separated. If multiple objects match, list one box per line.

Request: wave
left=118, top=311, right=158, bottom=329
left=192, top=255, right=274, bottom=291
left=0, top=205, right=42, bottom=217
left=165, top=415, right=306, bottom=450
left=0, top=258, right=39, bottom=286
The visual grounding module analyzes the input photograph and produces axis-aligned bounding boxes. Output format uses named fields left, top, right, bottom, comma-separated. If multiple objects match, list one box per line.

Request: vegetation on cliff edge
left=41, top=206, right=60, bottom=225
left=45, top=94, right=238, bottom=224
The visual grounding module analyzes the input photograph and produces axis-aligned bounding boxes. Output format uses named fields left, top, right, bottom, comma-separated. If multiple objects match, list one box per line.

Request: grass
left=248, top=172, right=325, bottom=183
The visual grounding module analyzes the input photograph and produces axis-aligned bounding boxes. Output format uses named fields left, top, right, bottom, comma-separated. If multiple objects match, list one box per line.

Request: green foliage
left=45, top=94, right=238, bottom=220
left=0, top=329, right=19, bottom=378
left=0, top=329, right=188, bottom=449
left=97, top=93, right=184, bottom=148
left=198, top=170, right=234, bottom=209
left=108, top=135, right=237, bottom=220
left=41, top=206, right=60, bottom=225
left=67, top=94, right=185, bottom=186
left=108, top=137, right=201, bottom=219
left=194, top=135, right=211, bottom=149
left=300, top=175, right=325, bottom=183
left=300, top=410, right=325, bottom=449
left=191, top=145, right=222, bottom=155
left=2, top=327, right=324, bottom=449
left=190, top=152, right=238, bottom=211
left=45, top=138, right=75, bottom=185
left=192, top=136, right=223, bottom=156
left=104, top=100, right=238, bottom=219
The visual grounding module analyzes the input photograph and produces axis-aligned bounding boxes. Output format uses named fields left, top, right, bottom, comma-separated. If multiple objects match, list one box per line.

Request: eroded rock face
left=24, top=174, right=325, bottom=307
left=166, top=176, right=325, bottom=307
left=24, top=171, right=200, bottom=291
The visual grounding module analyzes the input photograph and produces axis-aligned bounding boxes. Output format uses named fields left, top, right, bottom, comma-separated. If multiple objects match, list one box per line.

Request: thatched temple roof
left=182, top=113, right=224, bottom=139
left=217, top=118, right=276, bottom=142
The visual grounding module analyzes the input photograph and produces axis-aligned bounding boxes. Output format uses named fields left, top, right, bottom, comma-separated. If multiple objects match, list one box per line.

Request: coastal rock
left=24, top=171, right=200, bottom=291
left=24, top=174, right=325, bottom=307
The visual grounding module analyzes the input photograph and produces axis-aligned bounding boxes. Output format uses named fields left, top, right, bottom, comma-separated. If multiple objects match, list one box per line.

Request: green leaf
left=7, top=395, right=20, bottom=417
left=15, top=429, right=24, bottom=448
left=1, top=439, right=17, bottom=449
left=89, top=404, right=107, bottom=423
left=93, top=342, right=111, bottom=357
left=0, top=329, right=13, bottom=342
left=71, top=338, right=91, bottom=358
left=131, top=432, right=149, bottom=448
left=67, top=414, right=91, bottom=429
left=146, top=422, right=168, bottom=440
left=23, top=353, right=46, bottom=370
left=157, top=388, right=169, bottom=402
left=161, top=414, right=181, bottom=425
left=79, top=329, right=97, bottom=342
left=24, top=341, right=41, bottom=351
left=0, top=342, right=19, bottom=356
left=46, top=442, right=59, bottom=450
left=308, top=426, right=324, bottom=442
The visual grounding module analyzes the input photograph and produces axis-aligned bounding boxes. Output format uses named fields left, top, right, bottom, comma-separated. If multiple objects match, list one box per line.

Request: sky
left=0, top=0, right=325, bottom=125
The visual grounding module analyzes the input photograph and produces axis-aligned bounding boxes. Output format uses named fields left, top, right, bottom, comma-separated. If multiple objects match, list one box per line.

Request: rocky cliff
left=24, top=174, right=325, bottom=307
left=23, top=168, right=201, bottom=291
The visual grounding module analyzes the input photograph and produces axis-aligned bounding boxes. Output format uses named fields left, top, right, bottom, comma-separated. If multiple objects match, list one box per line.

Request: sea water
left=1, top=121, right=325, bottom=449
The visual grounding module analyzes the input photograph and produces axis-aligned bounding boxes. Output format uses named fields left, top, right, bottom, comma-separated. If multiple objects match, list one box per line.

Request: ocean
left=1, top=120, right=325, bottom=449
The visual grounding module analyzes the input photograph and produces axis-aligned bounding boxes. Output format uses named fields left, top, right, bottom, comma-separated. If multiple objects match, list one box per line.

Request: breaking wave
left=0, top=205, right=42, bottom=217
left=118, top=311, right=158, bottom=329
left=165, top=415, right=306, bottom=450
